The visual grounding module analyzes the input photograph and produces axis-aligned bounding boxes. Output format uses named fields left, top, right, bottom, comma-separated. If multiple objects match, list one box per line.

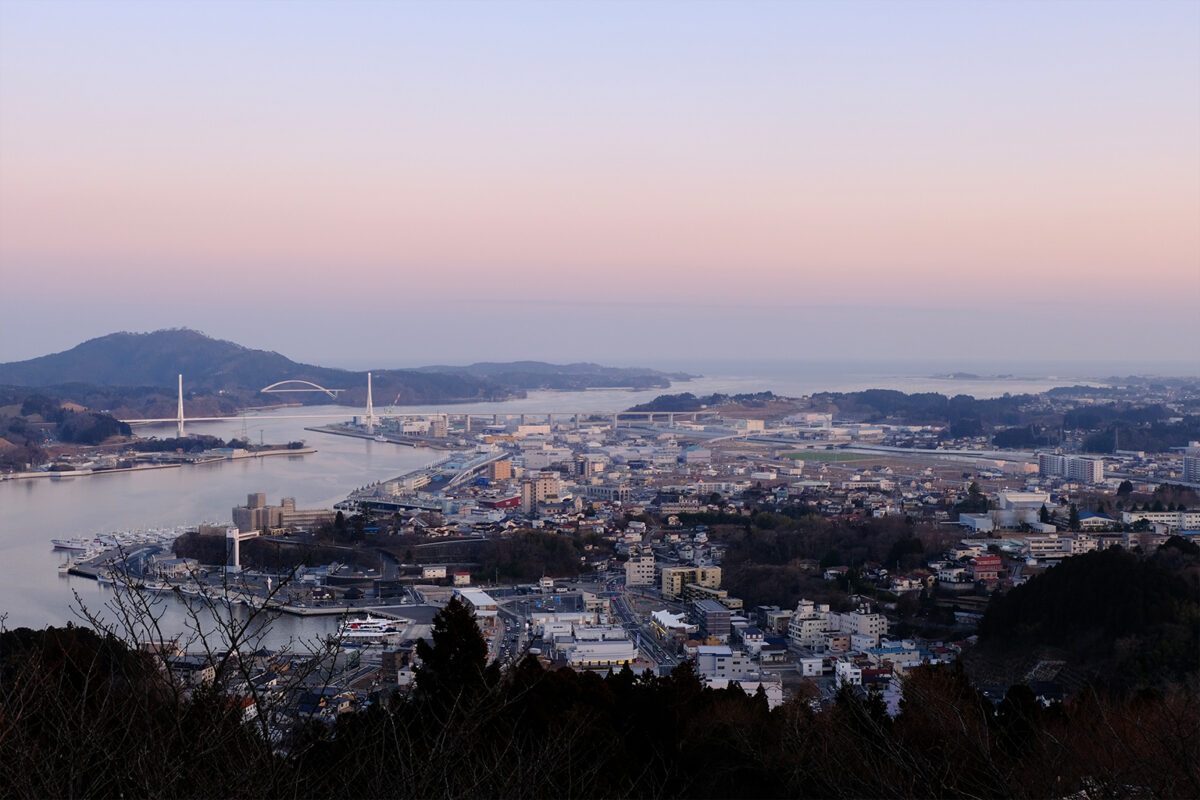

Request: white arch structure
left=260, top=379, right=344, bottom=399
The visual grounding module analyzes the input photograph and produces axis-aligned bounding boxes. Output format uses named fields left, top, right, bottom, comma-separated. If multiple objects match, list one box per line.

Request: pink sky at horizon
left=1, top=1, right=1197, bottom=363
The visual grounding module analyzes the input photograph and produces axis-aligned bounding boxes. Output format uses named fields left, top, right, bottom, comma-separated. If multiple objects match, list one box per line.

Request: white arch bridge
left=260, top=379, right=344, bottom=399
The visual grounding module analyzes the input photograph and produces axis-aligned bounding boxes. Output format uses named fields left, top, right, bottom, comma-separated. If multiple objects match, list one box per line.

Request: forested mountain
left=0, top=329, right=312, bottom=389
left=0, top=329, right=509, bottom=402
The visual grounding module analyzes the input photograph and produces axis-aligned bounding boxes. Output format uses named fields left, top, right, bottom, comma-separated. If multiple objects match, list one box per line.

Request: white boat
left=338, top=615, right=408, bottom=640
left=52, top=538, right=90, bottom=551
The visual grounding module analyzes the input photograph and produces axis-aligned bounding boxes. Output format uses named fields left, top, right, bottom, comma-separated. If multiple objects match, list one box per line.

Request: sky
left=1, top=0, right=1197, bottom=372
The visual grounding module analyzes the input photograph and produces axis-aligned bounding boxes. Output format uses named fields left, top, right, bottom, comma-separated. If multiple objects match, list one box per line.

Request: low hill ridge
left=0, top=329, right=690, bottom=409
left=0, top=329, right=306, bottom=389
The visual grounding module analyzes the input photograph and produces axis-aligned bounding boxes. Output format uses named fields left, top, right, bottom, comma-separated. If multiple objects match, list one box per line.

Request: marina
left=56, top=528, right=434, bottom=624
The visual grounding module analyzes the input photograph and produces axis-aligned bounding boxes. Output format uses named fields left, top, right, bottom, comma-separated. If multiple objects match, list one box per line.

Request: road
left=496, top=602, right=527, bottom=663
left=612, top=592, right=678, bottom=670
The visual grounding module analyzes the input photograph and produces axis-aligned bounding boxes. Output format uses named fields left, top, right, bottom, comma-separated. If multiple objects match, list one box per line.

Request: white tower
left=365, top=372, right=376, bottom=434
left=176, top=374, right=185, bottom=438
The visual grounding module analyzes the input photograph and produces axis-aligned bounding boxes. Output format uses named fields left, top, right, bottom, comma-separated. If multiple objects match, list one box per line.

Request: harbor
left=54, top=525, right=437, bottom=624
left=1, top=446, right=318, bottom=482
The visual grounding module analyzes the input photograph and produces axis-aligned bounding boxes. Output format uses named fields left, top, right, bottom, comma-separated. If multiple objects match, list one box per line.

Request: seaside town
left=44, top=377, right=1200, bottom=737
left=4, top=0, right=1198, bottom=795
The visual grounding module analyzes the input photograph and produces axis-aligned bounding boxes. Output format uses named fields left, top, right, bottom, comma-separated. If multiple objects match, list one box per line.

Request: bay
left=0, top=368, right=1098, bottom=637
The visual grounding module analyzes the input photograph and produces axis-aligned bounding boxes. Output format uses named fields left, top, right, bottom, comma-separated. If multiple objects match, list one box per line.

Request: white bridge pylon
left=365, top=372, right=376, bottom=433
left=260, top=379, right=345, bottom=399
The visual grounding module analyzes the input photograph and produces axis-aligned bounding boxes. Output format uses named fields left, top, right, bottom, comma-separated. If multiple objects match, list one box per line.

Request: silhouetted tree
left=414, top=596, right=491, bottom=709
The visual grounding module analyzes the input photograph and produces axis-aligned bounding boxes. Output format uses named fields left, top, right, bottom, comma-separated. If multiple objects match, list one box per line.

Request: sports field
left=780, top=451, right=871, bottom=462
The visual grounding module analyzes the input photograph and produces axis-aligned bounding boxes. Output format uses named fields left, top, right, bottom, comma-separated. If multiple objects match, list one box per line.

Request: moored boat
left=338, top=614, right=408, bottom=640
left=52, top=538, right=90, bottom=551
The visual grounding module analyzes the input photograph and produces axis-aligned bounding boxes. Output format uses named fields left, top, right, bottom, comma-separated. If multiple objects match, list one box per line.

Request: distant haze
left=1, top=1, right=1197, bottom=368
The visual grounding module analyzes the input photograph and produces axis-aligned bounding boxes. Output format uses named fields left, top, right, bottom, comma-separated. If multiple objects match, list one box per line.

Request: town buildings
left=232, top=493, right=335, bottom=533
left=1038, top=453, right=1105, bottom=484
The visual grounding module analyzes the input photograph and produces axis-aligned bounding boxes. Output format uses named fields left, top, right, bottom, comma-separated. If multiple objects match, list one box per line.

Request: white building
left=835, top=660, right=863, bottom=687
left=1038, top=453, right=1065, bottom=478
left=830, top=605, right=889, bottom=645
left=624, top=553, right=656, bottom=587
left=1184, top=445, right=1200, bottom=483
left=528, top=611, right=599, bottom=633
left=554, top=626, right=636, bottom=668
left=798, top=656, right=824, bottom=677
left=1023, top=534, right=1072, bottom=560
left=737, top=626, right=766, bottom=654
left=1071, top=534, right=1100, bottom=554
left=1121, top=509, right=1200, bottom=531
left=523, top=447, right=574, bottom=470
left=785, top=600, right=888, bottom=649
left=850, top=633, right=877, bottom=652
left=937, top=566, right=968, bottom=583
left=1038, top=453, right=1104, bottom=484
left=787, top=600, right=833, bottom=648
left=695, top=645, right=759, bottom=679
left=515, top=424, right=552, bottom=438
left=960, top=491, right=1051, bottom=531
left=520, top=472, right=561, bottom=513
left=958, top=513, right=994, bottom=533
left=1068, top=457, right=1104, bottom=484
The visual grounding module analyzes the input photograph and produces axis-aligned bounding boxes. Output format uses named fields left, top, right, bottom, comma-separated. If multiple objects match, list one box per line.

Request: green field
left=781, top=450, right=870, bottom=462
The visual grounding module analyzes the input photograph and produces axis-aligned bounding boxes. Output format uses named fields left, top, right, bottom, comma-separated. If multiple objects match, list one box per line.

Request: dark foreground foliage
left=977, top=545, right=1200, bottom=687
left=4, top=598, right=1199, bottom=799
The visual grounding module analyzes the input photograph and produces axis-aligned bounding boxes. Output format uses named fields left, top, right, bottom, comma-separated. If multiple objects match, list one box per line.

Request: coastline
left=1, top=447, right=317, bottom=482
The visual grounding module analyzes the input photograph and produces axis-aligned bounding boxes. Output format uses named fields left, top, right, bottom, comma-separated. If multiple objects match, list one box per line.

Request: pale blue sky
left=1, top=0, right=1197, bottom=369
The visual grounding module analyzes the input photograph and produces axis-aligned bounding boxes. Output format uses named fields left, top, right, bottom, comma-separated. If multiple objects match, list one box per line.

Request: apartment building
left=624, top=553, right=656, bottom=587
left=520, top=472, right=561, bottom=513
left=661, top=566, right=722, bottom=601
left=1038, top=453, right=1104, bottom=484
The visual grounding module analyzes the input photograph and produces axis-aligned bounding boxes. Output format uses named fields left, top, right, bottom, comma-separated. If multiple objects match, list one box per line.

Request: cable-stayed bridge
left=120, top=373, right=717, bottom=438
